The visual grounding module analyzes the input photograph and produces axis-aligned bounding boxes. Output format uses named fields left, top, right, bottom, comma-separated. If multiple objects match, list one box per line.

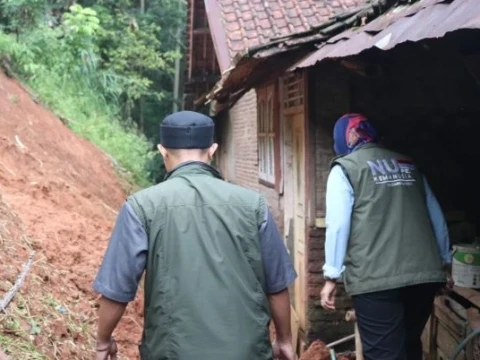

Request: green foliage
left=0, top=0, right=186, bottom=185
left=61, top=4, right=101, bottom=51
left=1, top=0, right=47, bottom=31
left=0, top=28, right=155, bottom=186
left=99, top=12, right=170, bottom=101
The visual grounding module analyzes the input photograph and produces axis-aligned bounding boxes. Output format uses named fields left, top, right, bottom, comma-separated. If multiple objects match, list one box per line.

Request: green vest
left=127, top=162, right=272, bottom=360
left=332, top=144, right=445, bottom=296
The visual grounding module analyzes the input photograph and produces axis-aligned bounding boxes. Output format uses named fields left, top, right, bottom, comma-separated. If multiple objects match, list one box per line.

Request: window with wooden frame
left=283, top=72, right=305, bottom=111
left=257, top=83, right=280, bottom=188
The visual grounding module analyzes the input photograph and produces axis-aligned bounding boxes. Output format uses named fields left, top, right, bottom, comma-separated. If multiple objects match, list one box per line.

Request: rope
left=450, top=327, right=480, bottom=360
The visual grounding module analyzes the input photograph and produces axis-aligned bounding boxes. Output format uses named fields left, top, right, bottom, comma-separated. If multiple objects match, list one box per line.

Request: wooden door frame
left=280, top=71, right=309, bottom=353
left=292, top=111, right=307, bottom=333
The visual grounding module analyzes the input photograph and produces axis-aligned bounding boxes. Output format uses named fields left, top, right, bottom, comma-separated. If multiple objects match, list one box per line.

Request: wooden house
left=185, top=0, right=480, bottom=357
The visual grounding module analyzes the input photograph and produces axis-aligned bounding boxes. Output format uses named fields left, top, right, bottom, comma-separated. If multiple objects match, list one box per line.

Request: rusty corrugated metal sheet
left=292, top=0, right=480, bottom=69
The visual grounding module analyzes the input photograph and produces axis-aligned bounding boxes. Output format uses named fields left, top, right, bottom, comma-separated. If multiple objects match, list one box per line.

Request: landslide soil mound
left=299, top=340, right=355, bottom=360
left=0, top=71, right=143, bottom=359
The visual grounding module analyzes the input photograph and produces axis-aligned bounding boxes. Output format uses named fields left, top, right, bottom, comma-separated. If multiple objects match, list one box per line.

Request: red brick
left=307, top=262, right=323, bottom=273
left=308, top=237, right=324, bottom=251
left=309, top=228, right=325, bottom=238
left=308, top=249, right=324, bottom=262
left=307, top=285, right=321, bottom=299
left=307, top=273, right=324, bottom=285
left=229, top=90, right=259, bottom=191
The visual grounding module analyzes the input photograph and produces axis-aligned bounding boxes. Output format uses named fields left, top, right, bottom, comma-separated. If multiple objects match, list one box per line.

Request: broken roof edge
left=202, top=0, right=409, bottom=110
left=291, top=0, right=480, bottom=70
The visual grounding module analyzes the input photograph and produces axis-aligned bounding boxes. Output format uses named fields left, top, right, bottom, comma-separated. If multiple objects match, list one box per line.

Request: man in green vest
left=320, top=114, right=452, bottom=360
left=93, top=111, right=297, bottom=360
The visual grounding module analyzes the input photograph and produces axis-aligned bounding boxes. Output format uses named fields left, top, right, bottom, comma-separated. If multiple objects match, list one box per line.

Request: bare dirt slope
left=0, top=71, right=143, bottom=359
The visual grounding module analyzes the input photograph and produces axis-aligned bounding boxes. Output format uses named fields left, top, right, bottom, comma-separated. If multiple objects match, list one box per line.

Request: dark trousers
left=352, top=283, right=442, bottom=360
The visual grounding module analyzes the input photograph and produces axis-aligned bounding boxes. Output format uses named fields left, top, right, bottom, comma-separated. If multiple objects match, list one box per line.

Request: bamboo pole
left=327, top=334, right=356, bottom=348
left=345, top=310, right=364, bottom=360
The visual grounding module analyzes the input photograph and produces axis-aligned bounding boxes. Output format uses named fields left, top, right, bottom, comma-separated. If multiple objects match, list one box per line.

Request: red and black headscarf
left=333, top=113, right=379, bottom=156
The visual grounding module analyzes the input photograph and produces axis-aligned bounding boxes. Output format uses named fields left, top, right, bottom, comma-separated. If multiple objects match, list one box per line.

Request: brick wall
left=305, top=63, right=354, bottom=347
left=229, top=89, right=260, bottom=191
left=228, top=89, right=284, bottom=231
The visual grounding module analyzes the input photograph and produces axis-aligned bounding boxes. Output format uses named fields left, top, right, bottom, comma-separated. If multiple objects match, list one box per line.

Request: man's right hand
left=273, top=341, right=296, bottom=360
left=95, top=338, right=118, bottom=360
left=320, top=280, right=337, bottom=311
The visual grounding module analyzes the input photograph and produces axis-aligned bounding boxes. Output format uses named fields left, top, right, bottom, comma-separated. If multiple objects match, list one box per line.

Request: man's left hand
left=444, top=263, right=454, bottom=292
left=446, top=273, right=455, bottom=291
left=95, top=338, right=118, bottom=360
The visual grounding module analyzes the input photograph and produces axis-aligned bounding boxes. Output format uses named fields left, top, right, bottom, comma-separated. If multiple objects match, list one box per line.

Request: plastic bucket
left=452, top=244, right=480, bottom=288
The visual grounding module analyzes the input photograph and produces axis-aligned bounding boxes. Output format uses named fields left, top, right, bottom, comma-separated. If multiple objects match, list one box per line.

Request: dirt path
left=0, top=71, right=144, bottom=359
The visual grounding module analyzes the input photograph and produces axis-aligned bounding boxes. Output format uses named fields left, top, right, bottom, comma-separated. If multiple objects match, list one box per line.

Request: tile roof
left=214, top=0, right=365, bottom=58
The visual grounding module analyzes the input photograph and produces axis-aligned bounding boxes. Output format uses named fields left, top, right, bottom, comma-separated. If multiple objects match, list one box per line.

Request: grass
left=0, top=29, right=156, bottom=188
left=27, top=68, right=155, bottom=188
left=0, top=260, right=97, bottom=359
left=0, top=28, right=151, bottom=358
left=0, top=200, right=98, bottom=360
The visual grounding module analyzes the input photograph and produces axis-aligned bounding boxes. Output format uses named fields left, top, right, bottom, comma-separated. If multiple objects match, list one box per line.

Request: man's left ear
left=158, top=144, right=167, bottom=158
left=208, top=143, right=218, bottom=159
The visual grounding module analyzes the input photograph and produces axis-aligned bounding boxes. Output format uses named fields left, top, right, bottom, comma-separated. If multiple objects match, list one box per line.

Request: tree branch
left=0, top=250, right=35, bottom=312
